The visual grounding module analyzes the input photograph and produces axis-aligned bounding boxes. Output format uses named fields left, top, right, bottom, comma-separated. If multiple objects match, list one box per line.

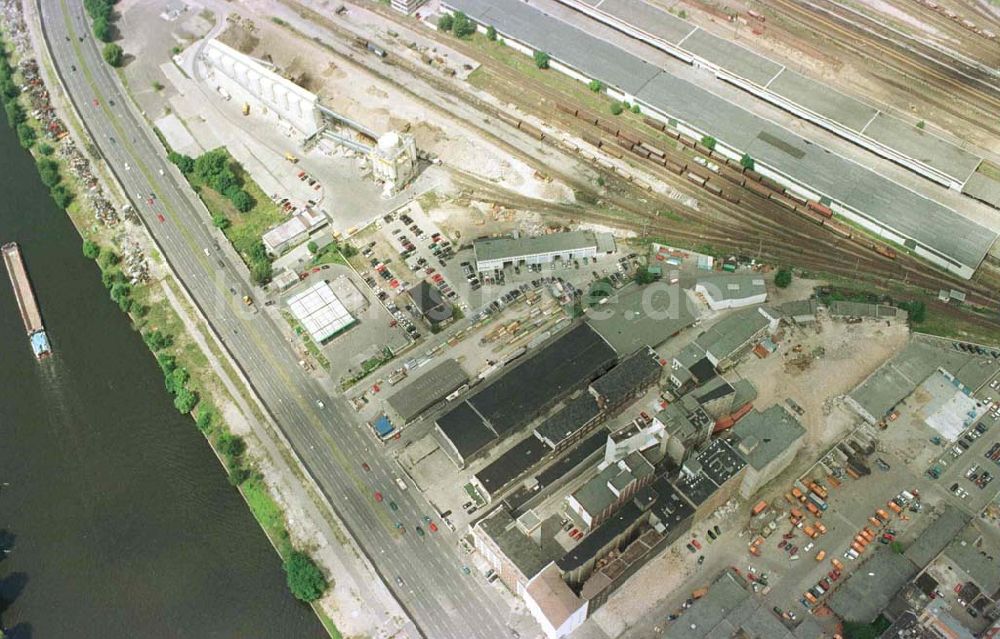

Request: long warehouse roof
left=445, top=0, right=997, bottom=271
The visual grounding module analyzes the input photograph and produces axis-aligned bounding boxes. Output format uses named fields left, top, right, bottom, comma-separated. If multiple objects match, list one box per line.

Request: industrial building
left=585, top=283, right=698, bottom=355
left=369, top=131, right=418, bottom=195
left=286, top=280, right=355, bottom=343
left=669, top=306, right=779, bottom=387
left=441, top=0, right=999, bottom=279
left=726, top=405, right=805, bottom=498
left=434, top=323, right=617, bottom=467
left=261, top=207, right=328, bottom=255
left=390, top=0, right=426, bottom=14
left=473, top=231, right=614, bottom=272
left=694, top=275, right=767, bottom=311
left=384, top=358, right=467, bottom=426
left=407, top=280, right=453, bottom=327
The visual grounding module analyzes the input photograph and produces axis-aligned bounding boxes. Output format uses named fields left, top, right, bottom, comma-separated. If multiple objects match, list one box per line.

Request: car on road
left=374, top=491, right=383, bottom=502
left=416, top=526, right=425, bottom=537
left=361, top=462, right=371, bottom=472
left=156, top=213, right=165, bottom=223
left=691, top=539, right=702, bottom=550
left=389, top=501, right=398, bottom=511
left=395, top=576, right=405, bottom=588
left=429, top=522, right=438, bottom=533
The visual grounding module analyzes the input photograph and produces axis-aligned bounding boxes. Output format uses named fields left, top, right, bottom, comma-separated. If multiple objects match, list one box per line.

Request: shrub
left=98, top=249, right=120, bottom=269
left=533, top=51, right=550, bottom=69
left=230, top=189, right=253, bottom=213
left=38, top=142, right=54, bottom=156
left=437, top=13, right=453, bottom=32
left=103, top=43, right=123, bottom=67
left=898, top=300, right=926, bottom=324
left=700, top=135, right=717, bottom=150
left=740, top=153, right=755, bottom=171
left=609, top=101, right=624, bottom=116
left=486, top=25, right=497, bottom=41
left=212, top=214, right=230, bottom=230
left=51, top=184, right=74, bottom=209
left=217, top=432, right=247, bottom=460
left=451, top=11, right=475, bottom=38
left=196, top=406, right=214, bottom=433
left=774, top=268, right=792, bottom=289
left=93, top=16, right=111, bottom=42
left=588, top=79, right=603, bottom=92
left=16, top=123, right=35, bottom=148
left=283, top=551, right=328, bottom=602
left=916, top=120, right=925, bottom=130
left=5, top=100, right=25, bottom=126
left=307, top=241, right=319, bottom=255
left=173, top=387, right=199, bottom=414
left=168, top=151, right=195, bottom=174
left=83, top=240, right=101, bottom=259
left=630, top=103, right=641, bottom=114
left=37, top=159, right=61, bottom=187
left=143, top=329, right=173, bottom=351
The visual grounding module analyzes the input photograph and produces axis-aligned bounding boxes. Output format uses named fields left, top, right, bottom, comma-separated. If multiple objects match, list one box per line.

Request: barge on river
left=2, top=242, right=51, bottom=359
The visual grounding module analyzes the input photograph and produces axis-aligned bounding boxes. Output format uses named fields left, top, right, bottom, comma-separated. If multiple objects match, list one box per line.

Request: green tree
left=144, top=329, right=173, bottom=351
left=630, top=104, right=641, bottom=114
left=103, top=43, right=124, bottom=67
left=51, top=184, right=74, bottom=209
left=16, top=123, right=36, bottom=149
left=451, top=11, right=475, bottom=38
left=486, top=25, right=497, bottom=41
left=230, top=189, right=253, bottom=212
left=916, top=120, right=925, bottom=130
left=194, top=148, right=229, bottom=179
left=5, top=100, right=25, bottom=126
left=98, top=249, right=120, bottom=269
left=740, top=153, right=755, bottom=171
left=307, top=241, right=319, bottom=255
left=437, top=13, right=453, bottom=32
left=898, top=300, right=926, bottom=324
left=38, top=142, right=55, bottom=156
left=173, top=387, right=199, bottom=414
left=588, top=79, right=603, bottom=92
left=283, top=551, right=328, bottom=602
left=774, top=268, right=793, bottom=289
left=117, top=295, right=133, bottom=313
left=250, top=259, right=273, bottom=285
left=634, top=266, right=659, bottom=284
left=165, top=366, right=190, bottom=395
left=168, top=151, right=194, bottom=174
left=609, top=101, right=624, bottom=116
left=700, top=135, right=717, bottom=150
left=340, top=242, right=357, bottom=258
left=93, top=16, right=111, bottom=42
left=533, top=50, right=550, bottom=69
left=110, top=281, right=131, bottom=303
left=212, top=214, right=230, bottom=230
left=37, top=159, right=61, bottom=187
left=196, top=406, right=215, bottom=433
left=1, top=78, right=19, bottom=99
left=83, top=240, right=101, bottom=259
left=101, top=269, right=123, bottom=290
left=217, top=432, right=247, bottom=460
left=157, top=353, right=177, bottom=374
left=84, top=0, right=113, bottom=20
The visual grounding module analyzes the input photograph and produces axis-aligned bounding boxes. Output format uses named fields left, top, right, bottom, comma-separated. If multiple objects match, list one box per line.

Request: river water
left=0, top=122, right=326, bottom=638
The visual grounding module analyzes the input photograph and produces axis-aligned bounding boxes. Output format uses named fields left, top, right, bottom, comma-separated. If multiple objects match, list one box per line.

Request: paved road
left=36, top=2, right=523, bottom=637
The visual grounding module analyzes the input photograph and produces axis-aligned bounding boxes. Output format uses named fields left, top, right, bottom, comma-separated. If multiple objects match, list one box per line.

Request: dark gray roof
left=409, top=280, right=452, bottom=323
left=473, top=231, right=599, bottom=264
left=944, top=523, right=1000, bottom=596
left=557, top=501, right=644, bottom=572
left=436, top=400, right=496, bottom=461
left=904, top=505, right=970, bottom=568
left=386, top=358, right=467, bottom=422
left=590, top=346, right=662, bottom=405
left=728, top=405, right=805, bottom=470
left=478, top=507, right=561, bottom=580
left=534, top=393, right=602, bottom=448
left=505, top=431, right=607, bottom=513
left=828, top=551, right=919, bottom=623
left=467, top=323, right=616, bottom=436
left=474, top=435, right=551, bottom=497
left=444, top=0, right=997, bottom=272
left=696, top=438, right=746, bottom=487
left=585, top=284, right=698, bottom=354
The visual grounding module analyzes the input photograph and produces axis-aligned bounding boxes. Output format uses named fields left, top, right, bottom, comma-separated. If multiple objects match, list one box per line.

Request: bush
left=340, top=242, right=357, bottom=258
left=212, top=214, right=230, bottom=230
left=533, top=50, right=550, bottom=69
left=103, top=43, right=123, bottom=67
left=451, top=11, right=475, bottom=38
left=98, top=249, right=120, bottom=269
left=157, top=353, right=177, bottom=375
left=5, top=100, right=25, bottom=126
left=173, top=387, right=199, bottom=414
left=168, top=151, right=195, bottom=174
left=51, top=185, right=74, bottom=209
left=250, top=259, right=273, bottom=285
left=486, top=25, right=497, bottom=41
left=1, top=78, right=19, bottom=99
left=740, top=153, right=755, bottom=171
left=630, top=104, right=641, bottom=114
left=634, top=266, right=659, bottom=284
left=230, top=189, right=253, bottom=212
left=307, top=241, right=319, bottom=255
left=916, top=120, right=925, bottom=130
left=700, top=135, right=717, bottom=150
left=38, top=142, right=54, bottom=156
left=16, top=123, right=35, bottom=149
left=93, top=16, right=111, bottom=42
left=84, top=0, right=113, bottom=21
left=437, top=13, right=453, bottom=32
left=83, top=240, right=101, bottom=259
left=143, top=329, right=173, bottom=351
left=217, top=432, right=247, bottom=460
left=774, top=268, right=792, bottom=289
left=283, top=551, right=328, bottom=602
left=37, top=159, right=61, bottom=187
left=609, top=101, right=624, bottom=116
left=588, top=79, right=603, bottom=92
left=196, top=406, right=215, bottom=433
left=898, top=300, right=926, bottom=324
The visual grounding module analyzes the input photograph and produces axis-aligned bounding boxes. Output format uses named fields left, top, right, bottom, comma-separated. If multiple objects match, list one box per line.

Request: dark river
left=0, top=121, right=325, bottom=638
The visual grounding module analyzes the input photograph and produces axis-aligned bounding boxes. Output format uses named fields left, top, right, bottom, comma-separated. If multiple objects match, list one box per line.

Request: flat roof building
left=585, top=284, right=698, bottom=354
left=566, top=451, right=655, bottom=531
left=695, top=275, right=767, bottom=311
left=534, top=393, right=603, bottom=451
left=473, top=231, right=614, bottom=271
left=262, top=208, right=327, bottom=255
left=435, top=323, right=617, bottom=466
left=385, top=358, right=467, bottom=425
left=286, top=280, right=355, bottom=343
left=727, top=405, right=805, bottom=498
left=408, top=281, right=453, bottom=326
left=473, top=434, right=552, bottom=502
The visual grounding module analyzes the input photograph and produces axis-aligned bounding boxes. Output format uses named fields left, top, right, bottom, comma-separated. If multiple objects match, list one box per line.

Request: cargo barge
left=2, top=242, right=51, bottom=359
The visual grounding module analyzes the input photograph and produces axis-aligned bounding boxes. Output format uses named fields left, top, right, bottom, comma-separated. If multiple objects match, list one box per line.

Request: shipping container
left=807, top=493, right=828, bottom=511
left=751, top=500, right=768, bottom=516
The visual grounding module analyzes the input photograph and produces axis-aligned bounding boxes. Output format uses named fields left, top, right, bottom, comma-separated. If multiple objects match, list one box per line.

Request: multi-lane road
left=36, top=1, right=522, bottom=637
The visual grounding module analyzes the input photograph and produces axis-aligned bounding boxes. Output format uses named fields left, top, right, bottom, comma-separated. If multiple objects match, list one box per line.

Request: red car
left=312, top=267, right=320, bottom=273
left=428, top=522, right=438, bottom=533
left=691, top=539, right=702, bottom=550
left=829, top=570, right=840, bottom=581
left=156, top=213, right=165, bottom=223
left=374, top=491, right=383, bottom=502
left=361, top=462, right=371, bottom=472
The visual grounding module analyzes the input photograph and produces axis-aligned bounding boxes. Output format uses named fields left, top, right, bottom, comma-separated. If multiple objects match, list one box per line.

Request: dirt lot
left=734, top=312, right=910, bottom=451
left=219, top=17, right=576, bottom=203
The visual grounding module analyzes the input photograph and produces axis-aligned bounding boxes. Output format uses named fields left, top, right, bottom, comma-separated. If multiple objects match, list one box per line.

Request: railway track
left=754, top=0, right=1000, bottom=138
left=285, top=0, right=1000, bottom=313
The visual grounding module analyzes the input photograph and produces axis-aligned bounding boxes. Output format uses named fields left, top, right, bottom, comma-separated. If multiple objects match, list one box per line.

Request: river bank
left=0, top=0, right=343, bottom=635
